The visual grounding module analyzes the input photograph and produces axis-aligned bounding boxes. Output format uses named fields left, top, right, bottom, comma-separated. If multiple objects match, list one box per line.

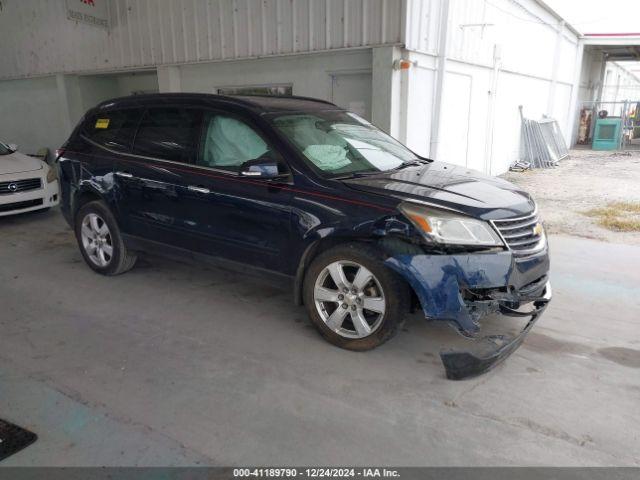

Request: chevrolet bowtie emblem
left=533, top=223, right=543, bottom=236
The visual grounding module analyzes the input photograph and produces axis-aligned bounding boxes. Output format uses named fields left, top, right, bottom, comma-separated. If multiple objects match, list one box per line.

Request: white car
left=0, top=142, right=60, bottom=216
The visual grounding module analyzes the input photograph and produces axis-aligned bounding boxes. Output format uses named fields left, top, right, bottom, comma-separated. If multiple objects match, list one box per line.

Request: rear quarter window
left=82, top=108, right=143, bottom=152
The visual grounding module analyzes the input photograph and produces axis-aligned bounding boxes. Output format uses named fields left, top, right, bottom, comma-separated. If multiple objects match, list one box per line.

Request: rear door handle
left=188, top=185, right=210, bottom=194
left=115, top=171, right=133, bottom=178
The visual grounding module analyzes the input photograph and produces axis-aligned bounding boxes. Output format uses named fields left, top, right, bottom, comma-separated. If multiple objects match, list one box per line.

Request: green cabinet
left=592, top=118, right=621, bottom=150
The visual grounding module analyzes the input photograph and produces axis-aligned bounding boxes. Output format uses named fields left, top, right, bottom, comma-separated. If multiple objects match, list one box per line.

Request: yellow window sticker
left=95, top=118, right=110, bottom=129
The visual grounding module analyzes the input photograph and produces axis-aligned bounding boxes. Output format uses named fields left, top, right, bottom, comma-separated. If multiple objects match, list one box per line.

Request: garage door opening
left=574, top=37, right=640, bottom=151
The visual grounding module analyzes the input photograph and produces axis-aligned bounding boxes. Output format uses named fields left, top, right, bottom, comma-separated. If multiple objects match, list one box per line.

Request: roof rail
left=233, top=93, right=337, bottom=106
left=94, top=92, right=338, bottom=110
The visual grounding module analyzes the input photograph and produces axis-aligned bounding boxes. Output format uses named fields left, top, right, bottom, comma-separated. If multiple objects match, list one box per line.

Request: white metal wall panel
left=0, top=0, right=403, bottom=79
left=438, top=71, right=472, bottom=168
left=402, top=0, right=582, bottom=176
left=557, top=36, right=578, bottom=85
left=404, top=0, right=439, bottom=54
left=444, top=0, right=578, bottom=82
left=403, top=0, right=579, bottom=82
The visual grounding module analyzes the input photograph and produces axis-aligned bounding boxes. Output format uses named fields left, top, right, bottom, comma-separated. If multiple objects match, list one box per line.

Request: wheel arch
left=72, top=186, right=104, bottom=218
left=294, top=236, right=375, bottom=305
left=293, top=235, right=421, bottom=308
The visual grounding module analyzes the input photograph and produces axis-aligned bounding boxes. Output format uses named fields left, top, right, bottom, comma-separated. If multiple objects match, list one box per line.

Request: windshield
left=268, top=111, right=420, bottom=177
left=0, top=142, right=11, bottom=155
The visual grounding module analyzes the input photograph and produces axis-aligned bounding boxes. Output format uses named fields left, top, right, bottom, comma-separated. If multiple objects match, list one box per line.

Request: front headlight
left=46, top=164, right=58, bottom=183
left=399, top=202, right=504, bottom=247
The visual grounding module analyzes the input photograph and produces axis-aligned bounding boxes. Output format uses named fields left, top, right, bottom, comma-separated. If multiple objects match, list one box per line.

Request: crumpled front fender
left=384, top=250, right=551, bottom=379
left=385, top=252, right=515, bottom=335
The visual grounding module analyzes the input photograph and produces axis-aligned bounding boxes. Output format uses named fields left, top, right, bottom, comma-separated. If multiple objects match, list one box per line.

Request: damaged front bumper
left=385, top=249, right=551, bottom=380
left=440, top=282, right=551, bottom=379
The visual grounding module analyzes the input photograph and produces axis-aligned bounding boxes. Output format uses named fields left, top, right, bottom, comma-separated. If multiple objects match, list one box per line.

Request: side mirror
left=239, top=155, right=283, bottom=179
left=8, top=143, right=18, bottom=152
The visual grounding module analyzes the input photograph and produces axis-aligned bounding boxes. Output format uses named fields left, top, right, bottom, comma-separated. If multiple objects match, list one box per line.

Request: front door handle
left=115, top=171, right=133, bottom=178
left=188, top=185, right=211, bottom=194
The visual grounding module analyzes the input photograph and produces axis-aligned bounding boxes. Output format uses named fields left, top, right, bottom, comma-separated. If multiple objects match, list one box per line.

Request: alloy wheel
left=80, top=213, right=113, bottom=267
left=313, top=261, right=386, bottom=339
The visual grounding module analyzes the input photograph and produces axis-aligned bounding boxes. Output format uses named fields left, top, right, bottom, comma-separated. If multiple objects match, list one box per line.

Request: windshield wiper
left=332, top=171, right=382, bottom=180
left=388, top=159, right=427, bottom=171
left=333, top=160, right=428, bottom=179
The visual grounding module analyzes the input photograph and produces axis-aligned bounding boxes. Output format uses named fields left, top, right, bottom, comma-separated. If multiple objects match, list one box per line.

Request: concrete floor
left=1, top=209, right=639, bottom=466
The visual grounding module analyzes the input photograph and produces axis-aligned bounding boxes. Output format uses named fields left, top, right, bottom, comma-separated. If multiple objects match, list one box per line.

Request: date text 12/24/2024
left=233, top=468, right=401, bottom=478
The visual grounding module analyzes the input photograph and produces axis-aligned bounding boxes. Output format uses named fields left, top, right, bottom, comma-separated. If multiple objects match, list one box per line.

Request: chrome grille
left=0, top=178, right=42, bottom=195
left=493, top=211, right=545, bottom=256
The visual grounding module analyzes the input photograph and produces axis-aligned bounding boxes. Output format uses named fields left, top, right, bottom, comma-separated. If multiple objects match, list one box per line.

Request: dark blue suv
left=58, top=93, right=551, bottom=379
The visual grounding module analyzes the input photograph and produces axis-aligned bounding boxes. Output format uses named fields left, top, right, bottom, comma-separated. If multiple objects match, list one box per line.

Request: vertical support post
left=620, top=100, right=628, bottom=151
left=429, top=0, right=450, bottom=160
left=484, top=44, right=501, bottom=175
left=398, top=57, right=411, bottom=144
left=596, top=52, right=607, bottom=104
left=56, top=74, right=83, bottom=136
left=546, top=21, right=565, bottom=117
left=590, top=51, right=607, bottom=143
left=157, top=65, right=182, bottom=92
left=566, top=40, right=585, bottom=148
left=371, top=46, right=403, bottom=137
left=56, top=74, right=73, bottom=134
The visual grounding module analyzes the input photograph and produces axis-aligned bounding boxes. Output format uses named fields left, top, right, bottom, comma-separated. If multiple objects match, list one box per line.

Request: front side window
left=133, top=108, right=202, bottom=163
left=199, top=114, right=270, bottom=171
left=269, top=111, right=418, bottom=177
left=82, top=108, right=143, bottom=152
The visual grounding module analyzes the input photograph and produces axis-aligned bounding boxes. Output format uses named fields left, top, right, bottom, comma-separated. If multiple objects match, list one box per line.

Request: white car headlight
left=399, top=202, right=504, bottom=247
left=46, top=164, right=58, bottom=183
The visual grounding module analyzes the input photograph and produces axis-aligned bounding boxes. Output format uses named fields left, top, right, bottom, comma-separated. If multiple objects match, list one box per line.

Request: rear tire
left=74, top=200, right=137, bottom=276
left=303, top=243, right=410, bottom=351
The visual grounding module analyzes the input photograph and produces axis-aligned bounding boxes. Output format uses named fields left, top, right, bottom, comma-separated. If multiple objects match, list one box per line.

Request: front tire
left=74, top=200, right=137, bottom=276
left=303, top=243, right=410, bottom=351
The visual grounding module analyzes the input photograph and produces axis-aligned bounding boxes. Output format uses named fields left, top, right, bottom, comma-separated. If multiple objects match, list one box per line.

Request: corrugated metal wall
left=446, top=0, right=578, bottom=82
left=0, top=0, right=404, bottom=79
left=402, top=0, right=581, bottom=174
left=404, top=0, right=440, bottom=54
left=1, top=0, right=579, bottom=82
left=405, top=0, right=579, bottom=83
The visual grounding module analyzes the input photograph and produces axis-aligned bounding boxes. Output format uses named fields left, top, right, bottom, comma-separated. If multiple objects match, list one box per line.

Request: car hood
left=0, top=151, right=44, bottom=175
left=340, top=161, right=535, bottom=220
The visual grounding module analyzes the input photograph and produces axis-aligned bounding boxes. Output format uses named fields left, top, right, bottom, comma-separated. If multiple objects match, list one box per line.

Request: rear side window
left=82, top=109, right=143, bottom=152
left=132, top=108, right=202, bottom=163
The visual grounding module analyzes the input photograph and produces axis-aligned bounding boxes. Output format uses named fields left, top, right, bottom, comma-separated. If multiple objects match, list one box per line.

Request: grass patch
left=584, top=201, right=640, bottom=232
